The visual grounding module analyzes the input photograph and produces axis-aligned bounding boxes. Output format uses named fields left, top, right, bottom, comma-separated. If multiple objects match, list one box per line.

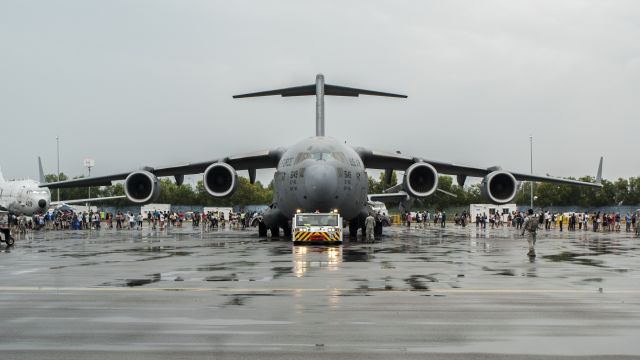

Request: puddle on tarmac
left=482, top=266, right=516, bottom=276
left=342, top=249, right=372, bottom=262
left=543, top=252, right=605, bottom=267
left=272, top=266, right=293, bottom=278
left=404, top=274, right=438, bottom=290
left=99, top=273, right=161, bottom=287
left=205, top=274, right=238, bottom=281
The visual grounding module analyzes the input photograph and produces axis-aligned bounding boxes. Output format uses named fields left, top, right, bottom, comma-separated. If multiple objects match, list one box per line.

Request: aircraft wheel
left=6, top=236, right=15, bottom=246
left=258, top=221, right=268, bottom=237
left=270, top=227, right=280, bottom=237
left=282, top=224, right=292, bottom=238
left=348, top=221, right=358, bottom=238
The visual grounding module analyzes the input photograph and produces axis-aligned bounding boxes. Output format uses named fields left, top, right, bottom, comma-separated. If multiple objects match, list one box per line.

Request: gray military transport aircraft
left=42, top=74, right=603, bottom=237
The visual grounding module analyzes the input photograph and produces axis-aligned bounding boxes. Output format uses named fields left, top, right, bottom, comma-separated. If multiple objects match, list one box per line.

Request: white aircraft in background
left=0, top=158, right=124, bottom=215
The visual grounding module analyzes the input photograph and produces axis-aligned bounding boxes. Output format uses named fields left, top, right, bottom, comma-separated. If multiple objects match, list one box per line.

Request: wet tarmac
left=1, top=224, right=639, bottom=359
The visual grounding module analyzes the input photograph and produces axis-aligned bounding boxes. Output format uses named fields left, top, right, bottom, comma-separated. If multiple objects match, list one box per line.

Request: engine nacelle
left=481, top=171, right=517, bottom=204
left=403, top=162, right=439, bottom=198
left=203, top=162, right=238, bottom=198
left=124, top=170, right=160, bottom=204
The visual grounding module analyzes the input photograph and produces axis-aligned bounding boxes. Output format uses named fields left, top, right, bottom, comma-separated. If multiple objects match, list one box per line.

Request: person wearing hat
left=521, top=209, right=540, bottom=257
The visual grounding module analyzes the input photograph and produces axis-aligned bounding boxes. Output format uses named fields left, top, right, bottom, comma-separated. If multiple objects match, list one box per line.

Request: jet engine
left=124, top=170, right=160, bottom=204
left=402, top=162, right=439, bottom=198
left=481, top=171, right=517, bottom=204
left=203, top=162, right=238, bottom=198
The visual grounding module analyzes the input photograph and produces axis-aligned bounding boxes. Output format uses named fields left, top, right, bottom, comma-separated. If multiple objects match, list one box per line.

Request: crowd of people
left=401, top=210, right=458, bottom=228
left=398, top=209, right=640, bottom=236
left=5, top=209, right=260, bottom=234
left=8, top=207, right=640, bottom=239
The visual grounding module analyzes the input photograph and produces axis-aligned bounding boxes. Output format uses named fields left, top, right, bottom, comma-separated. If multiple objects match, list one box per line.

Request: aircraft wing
left=355, top=147, right=603, bottom=188
left=368, top=192, right=410, bottom=203
left=41, top=148, right=286, bottom=189
left=51, top=195, right=127, bottom=205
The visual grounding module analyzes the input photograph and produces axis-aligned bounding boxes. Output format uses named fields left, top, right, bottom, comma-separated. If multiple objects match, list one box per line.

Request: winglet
left=38, top=157, right=46, bottom=183
left=595, top=156, right=603, bottom=185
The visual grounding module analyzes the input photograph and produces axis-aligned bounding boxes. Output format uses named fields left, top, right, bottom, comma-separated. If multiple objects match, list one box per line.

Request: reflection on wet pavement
left=1, top=226, right=639, bottom=293
left=2, top=225, right=640, bottom=356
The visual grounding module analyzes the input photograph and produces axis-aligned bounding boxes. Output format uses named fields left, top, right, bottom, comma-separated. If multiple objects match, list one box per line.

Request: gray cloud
left=1, top=0, right=638, bottom=185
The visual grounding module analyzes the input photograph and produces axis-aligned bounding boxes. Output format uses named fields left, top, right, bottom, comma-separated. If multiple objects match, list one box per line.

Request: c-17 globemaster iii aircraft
left=42, top=74, right=603, bottom=237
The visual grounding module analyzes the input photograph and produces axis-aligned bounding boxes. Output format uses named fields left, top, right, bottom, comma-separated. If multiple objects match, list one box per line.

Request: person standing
left=521, top=209, right=539, bottom=257
left=558, top=213, right=564, bottom=232
left=365, top=212, right=376, bottom=243
left=441, top=211, right=446, bottom=228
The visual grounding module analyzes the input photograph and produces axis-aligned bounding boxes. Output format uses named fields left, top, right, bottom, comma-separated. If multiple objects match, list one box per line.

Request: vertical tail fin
left=315, top=74, right=325, bottom=136
left=0, top=165, right=4, bottom=183
left=595, top=156, right=603, bottom=185
left=38, top=157, right=46, bottom=183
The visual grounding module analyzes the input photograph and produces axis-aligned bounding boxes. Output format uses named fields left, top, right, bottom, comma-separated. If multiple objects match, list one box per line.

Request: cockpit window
left=295, top=151, right=347, bottom=164
left=294, top=152, right=312, bottom=165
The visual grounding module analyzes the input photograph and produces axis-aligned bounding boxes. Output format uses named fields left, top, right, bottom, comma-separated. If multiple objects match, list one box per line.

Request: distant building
left=469, top=203, right=517, bottom=223
left=140, top=203, right=171, bottom=214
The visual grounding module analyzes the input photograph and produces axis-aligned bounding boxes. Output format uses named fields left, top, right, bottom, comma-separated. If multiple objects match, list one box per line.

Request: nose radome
left=38, top=199, right=47, bottom=208
left=305, top=164, right=337, bottom=202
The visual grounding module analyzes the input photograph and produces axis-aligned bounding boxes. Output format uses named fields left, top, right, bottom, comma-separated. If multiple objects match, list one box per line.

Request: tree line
left=46, top=172, right=640, bottom=209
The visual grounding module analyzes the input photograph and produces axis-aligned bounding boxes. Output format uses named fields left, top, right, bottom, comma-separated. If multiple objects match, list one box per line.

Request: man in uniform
left=365, top=212, right=376, bottom=243
left=521, top=209, right=539, bottom=257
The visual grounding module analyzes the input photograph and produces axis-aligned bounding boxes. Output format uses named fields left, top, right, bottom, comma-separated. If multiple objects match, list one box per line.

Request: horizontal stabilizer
left=233, top=84, right=407, bottom=99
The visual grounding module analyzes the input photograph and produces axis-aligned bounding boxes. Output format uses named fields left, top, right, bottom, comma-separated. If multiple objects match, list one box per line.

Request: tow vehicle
left=292, top=211, right=343, bottom=244
left=0, top=210, right=15, bottom=246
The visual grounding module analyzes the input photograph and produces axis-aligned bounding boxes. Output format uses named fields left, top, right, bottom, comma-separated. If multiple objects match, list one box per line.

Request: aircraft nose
left=305, top=164, right=338, bottom=202
left=38, top=199, right=47, bottom=208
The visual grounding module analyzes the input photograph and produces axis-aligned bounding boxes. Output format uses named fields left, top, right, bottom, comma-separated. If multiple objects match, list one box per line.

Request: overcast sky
left=1, top=1, right=638, bottom=186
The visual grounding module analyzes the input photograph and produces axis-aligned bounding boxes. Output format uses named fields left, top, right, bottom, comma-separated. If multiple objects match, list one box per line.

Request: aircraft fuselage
left=0, top=179, right=50, bottom=215
left=269, top=136, right=368, bottom=225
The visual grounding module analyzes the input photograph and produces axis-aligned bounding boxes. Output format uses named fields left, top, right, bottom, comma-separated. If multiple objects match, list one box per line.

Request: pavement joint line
left=0, top=286, right=639, bottom=294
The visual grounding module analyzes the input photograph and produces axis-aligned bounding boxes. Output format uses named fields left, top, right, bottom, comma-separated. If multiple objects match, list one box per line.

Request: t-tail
left=233, top=74, right=407, bottom=137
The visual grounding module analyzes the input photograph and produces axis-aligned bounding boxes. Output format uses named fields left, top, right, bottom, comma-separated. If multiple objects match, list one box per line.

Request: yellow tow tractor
left=292, top=211, right=343, bottom=244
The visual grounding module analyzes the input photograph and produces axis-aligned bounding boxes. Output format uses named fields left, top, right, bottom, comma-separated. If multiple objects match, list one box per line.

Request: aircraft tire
left=348, top=221, right=358, bottom=238
left=270, top=227, right=280, bottom=237
left=258, top=221, right=267, bottom=237
left=6, top=236, right=14, bottom=246
left=282, top=224, right=291, bottom=238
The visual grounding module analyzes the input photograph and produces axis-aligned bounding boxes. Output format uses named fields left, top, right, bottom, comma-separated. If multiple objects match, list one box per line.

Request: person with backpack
left=521, top=209, right=540, bottom=257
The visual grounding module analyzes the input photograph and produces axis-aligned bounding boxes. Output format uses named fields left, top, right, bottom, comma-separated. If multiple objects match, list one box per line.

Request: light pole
left=84, top=158, right=95, bottom=200
left=530, top=135, right=533, bottom=209
left=56, top=136, right=60, bottom=202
